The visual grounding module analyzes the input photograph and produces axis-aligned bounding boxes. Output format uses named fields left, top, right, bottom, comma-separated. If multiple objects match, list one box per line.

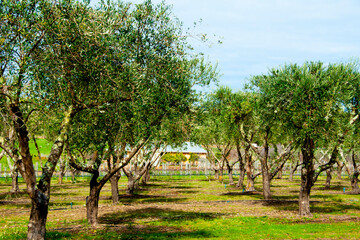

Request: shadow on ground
left=99, top=207, right=222, bottom=225
left=118, top=194, right=188, bottom=204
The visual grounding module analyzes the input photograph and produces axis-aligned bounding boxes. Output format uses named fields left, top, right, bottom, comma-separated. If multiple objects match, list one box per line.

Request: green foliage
left=250, top=61, right=360, bottom=147
left=161, top=153, right=187, bottom=164
left=188, top=153, right=199, bottom=163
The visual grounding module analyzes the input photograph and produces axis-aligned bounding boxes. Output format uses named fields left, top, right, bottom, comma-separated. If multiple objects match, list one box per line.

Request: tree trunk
left=299, top=137, right=315, bottom=217
left=261, top=170, right=271, bottom=199
left=86, top=186, right=100, bottom=226
left=110, top=173, right=120, bottom=204
left=289, top=161, right=299, bottom=182
left=276, top=167, right=283, bottom=179
left=27, top=191, right=49, bottom=240
left=336, top=162, right=343, bottom=180
left=245, top=147, right=255, bottom=191
left=219, top=166, right=224, bottom=182
left=246, top=175, right=255, bottom=191
left=236, top=145, right=245, bottom=188
left=299, top=182, right=312, bottom=217
left=58, top=157, right=66, bottom=185
left=10, top=167, right=19, bottom=193
left=350, top=171, right=359, bottom=191
left=324, top=169, right=332, bottom=190
left=237, top=168, right=245, bottom=188
left=141, top=168, right=151, bottom=185
left=259, top=131, right=271, bottom=199
left=214, top=169, right=219, bottom=180
left=228, top=167, right=234, bottom=185
left=126, top=174, right=135, bottom=195
left=226, top=160, right=234, bottom=185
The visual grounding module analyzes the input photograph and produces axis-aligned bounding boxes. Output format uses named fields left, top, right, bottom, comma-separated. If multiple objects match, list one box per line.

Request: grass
left=0, top=175, right=360, bottom=239
left=0, top=138, right=52, bottom=170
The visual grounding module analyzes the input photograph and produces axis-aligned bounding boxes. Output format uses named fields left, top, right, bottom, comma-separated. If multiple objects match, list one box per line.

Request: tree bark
left=324, top=169, right=332, bottom=190
left=350, top=151, right=359, bottom=192
left=350, top=173, right=359, bottom=191
left=237, top=168, right=245, bottom=188
left=86, top=184, right=100, bottom=226
left=109, top=172, right=120, bottom=204
left=214, top=168, right=219, bottom=180
left=228, top=167, right=234, bottom=185
left=27, top=190, right=49, bottom=240
left=58, top=156, right=66, bottom=184
left=289, top=160, right=299, bottom=182
left=259, top=130, right=271, bottom=199
left=276, top=167, right=283, bottom=179
left=218, top=165, right=224, bottom=182
left=236, top=144, right=245, bottom=188
left=141, top=167, right=151, bottom=185
left=336, top=161, right=343, bottom=180
left=299, top=137, right=315, bottom=217
left=246, top=175, right=256, bottom=191
left=126, top=173, right=135, bottom=195
left=10, top=167, right=20, bottom=193
left=245, top=145, right=255, bottom=191
left=225, top=159, right=234, bottom=185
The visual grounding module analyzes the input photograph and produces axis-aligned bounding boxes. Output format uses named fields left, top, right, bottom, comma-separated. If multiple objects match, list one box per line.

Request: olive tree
left=250, top=61, right=359, bottom=216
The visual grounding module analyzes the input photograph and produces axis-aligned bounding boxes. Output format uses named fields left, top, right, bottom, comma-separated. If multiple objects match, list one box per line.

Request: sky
left=91, top=0, right=360, bottom=91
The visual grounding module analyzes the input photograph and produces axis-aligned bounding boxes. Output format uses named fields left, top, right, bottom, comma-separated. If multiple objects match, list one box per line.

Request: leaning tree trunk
left=109, top=172, right=121, bottom=204
left=10, top=167, right=19, bottom=193
left=299, top=138, right=315, bottom=217
left=324, top=168, right=332, bottom=190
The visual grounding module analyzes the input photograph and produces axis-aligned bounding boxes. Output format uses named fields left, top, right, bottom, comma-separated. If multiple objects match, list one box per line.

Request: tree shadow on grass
left=222, top=191, right=263, bottom=197
left=99, top=207, right=222, bottom=225
left=118, top=194, right=188, bottom=204
left=0, top=190, right=27, bottom=200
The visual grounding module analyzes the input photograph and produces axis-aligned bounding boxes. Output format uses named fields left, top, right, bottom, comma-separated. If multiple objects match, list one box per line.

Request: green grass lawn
left=0, top=175, right=359, bottom=239
left=0, top=138, right=52, bottom=170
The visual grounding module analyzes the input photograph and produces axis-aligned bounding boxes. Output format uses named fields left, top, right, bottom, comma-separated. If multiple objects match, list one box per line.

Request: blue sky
left=92, top=0, right=360, bottom=91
